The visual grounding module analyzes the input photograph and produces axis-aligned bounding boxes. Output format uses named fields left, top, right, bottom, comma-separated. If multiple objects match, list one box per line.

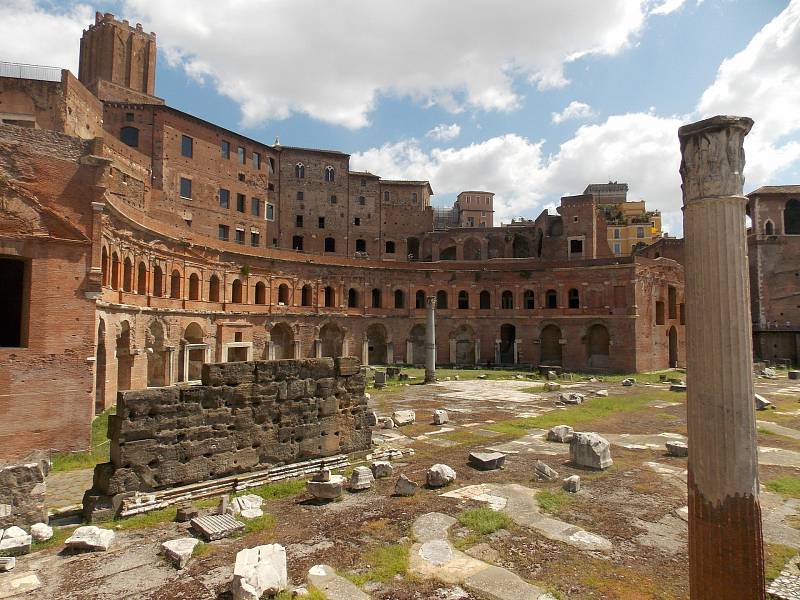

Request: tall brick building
left=0, top=12, right=687, bottom=459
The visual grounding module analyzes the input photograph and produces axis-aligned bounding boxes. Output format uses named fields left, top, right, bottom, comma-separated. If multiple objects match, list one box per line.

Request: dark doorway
left=540, top=324, right=562, bottom=365
left=0, top=258, right=26, bottom=347
left=499, top=324, right=516, bottom=364
left=668, top=326, right=678, bottom=368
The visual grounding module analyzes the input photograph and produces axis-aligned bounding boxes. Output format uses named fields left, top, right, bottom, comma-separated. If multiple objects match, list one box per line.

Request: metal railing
left=0, top=61, right=62, bottom=82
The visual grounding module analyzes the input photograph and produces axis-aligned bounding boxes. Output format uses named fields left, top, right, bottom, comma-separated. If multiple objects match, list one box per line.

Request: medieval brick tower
left=78, top=11, right=157, bottom=102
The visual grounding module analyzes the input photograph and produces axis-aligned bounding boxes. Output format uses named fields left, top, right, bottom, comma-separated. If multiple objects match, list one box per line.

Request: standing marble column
left=679, top=115, right=764, bottom=599
left=424, top=296, right=436, bottom=383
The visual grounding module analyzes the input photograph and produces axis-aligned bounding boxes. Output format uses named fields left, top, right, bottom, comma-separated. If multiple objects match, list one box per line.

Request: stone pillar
left=314, top=338, right=322, bottom=358
left=513, top=339, right=521, bottom=365
left=406, top=340, right=413, bottom=365
left=293, top=340, right=301, bottom=359
left=424, top=296, right=436, bottom=383
left=362, top=338, right=370, bottom=366
left=474, top=339, right=481, bottom=365
left=387, top=342, right=394, bottom=364
left=678, top=115, right=764, bottom=599
left=267, top=341, right=275, bottom=361
left=494, top=339, right=501, bottom=365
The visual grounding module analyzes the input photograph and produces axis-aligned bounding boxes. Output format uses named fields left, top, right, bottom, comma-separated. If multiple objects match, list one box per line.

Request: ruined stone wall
left=92, top=357, right=370, bottom=496
left=0, top=457, right=48, bottom=528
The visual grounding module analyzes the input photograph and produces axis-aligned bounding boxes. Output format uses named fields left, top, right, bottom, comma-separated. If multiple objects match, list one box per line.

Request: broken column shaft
left=424, top=296, right=436, bottom=383
left=679, top=115, right=765, bottom=599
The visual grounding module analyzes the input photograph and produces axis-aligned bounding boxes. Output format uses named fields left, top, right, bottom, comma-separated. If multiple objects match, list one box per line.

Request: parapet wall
left=91, top=357, right=370, bottom=497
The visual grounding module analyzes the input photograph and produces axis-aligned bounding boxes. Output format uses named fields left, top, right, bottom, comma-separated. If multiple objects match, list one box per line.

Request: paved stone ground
left=45, top=469, right=94, bottom=511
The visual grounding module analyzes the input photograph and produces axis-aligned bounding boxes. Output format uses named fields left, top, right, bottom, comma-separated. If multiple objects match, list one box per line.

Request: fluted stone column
left=679, top=115, right=764, bottom=599
left=425, top=296, right=436, bottom=383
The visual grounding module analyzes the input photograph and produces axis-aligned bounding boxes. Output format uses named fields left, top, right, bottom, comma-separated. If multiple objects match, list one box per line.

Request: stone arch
left=408, top=324, right=426, bottom=365
left=319, top=322, right=344, bottom=358
left=123, top=257, right=133, bottom=292
left=367, top=323, right=388, bottom=365
left=586, top=323, right=610, bottom=368
left=182, top=321, right=206, bottom=381
left=415, top=290, right=426, bottom=309
left=301, top=284, right=313, bottom=307
left=488, top=236, right=505, bottom=259
left=458, top=290, right=469, bottom=309
left=545, top=289, right=558, bottom=309
left=231, top=278, right=243, bottom=303
left=270, top=322, right=294, bottom=359
left=348, top=287, right=359, bottom=308
left=436, top=290, right=448, bottom=309
left=188, top=272, right=200, bottom=300
left=765, top=219, right=775, bottom=236
left=324, top=286, right=335, bottom=308
left=278, top=283, right=290, bottom=305
left=452, top=324, right=475, bottom=365
left=440, top=245, right=456, bottom=261
left=153, top=264, right=163, bottom=297
left=479, top=290, right=491, bottom=309
left=407, top=237, right=420, bottom=260
left=394, top=289, right=405, bottom=309
left=501, top=290, right=514, bottom=309
left=170, top=269, right=181, bottom=299
left=209, top=274, right=221, bottom=302
left=255, top=281, right=267, bottom=304
left=101, top=246, right=109, bottom=287
left=568, top=288, right=580, bottom=309
left=371, top=288, right=382, bottom=308
left=137, top=261, right=147, bottom=295
left=540, top=324, right=562, bottom=365
left=111, top=251, right=120, bottom=289
left=463, top=237, right=481, bottom=260
left=523, top=289, right=535, bottom=309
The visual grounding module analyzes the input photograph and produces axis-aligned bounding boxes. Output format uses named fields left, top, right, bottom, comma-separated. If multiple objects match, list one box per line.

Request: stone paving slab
left=758, top=446, right=800, bottom=468
left=604, top=432, right=686, bottom=450
left=307, top=564, right=370, bottom=600
left=464, top=565, right=550, bottom=600
left=0, top=571, right=41, bottom=599
left=757, top=421, right=800, bottom=440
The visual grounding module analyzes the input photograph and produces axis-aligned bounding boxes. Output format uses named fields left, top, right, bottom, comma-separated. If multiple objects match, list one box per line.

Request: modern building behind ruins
left=0, top=11, right=687, bottom=460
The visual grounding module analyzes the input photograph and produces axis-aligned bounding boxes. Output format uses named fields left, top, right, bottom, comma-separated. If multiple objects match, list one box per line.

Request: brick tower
left=78, top=11, right=157, bottom=102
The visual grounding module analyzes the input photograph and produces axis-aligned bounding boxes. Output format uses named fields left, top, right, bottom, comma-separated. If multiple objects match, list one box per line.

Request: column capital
left=678, top=115, right=753, bottom=205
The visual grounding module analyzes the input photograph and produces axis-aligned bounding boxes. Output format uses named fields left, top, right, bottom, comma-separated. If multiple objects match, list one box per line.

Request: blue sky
left=2, top=0, right=799, bottom=234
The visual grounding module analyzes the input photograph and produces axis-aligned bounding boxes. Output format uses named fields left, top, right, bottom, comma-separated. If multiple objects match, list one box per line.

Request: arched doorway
left=182, top=322, right=206, bottom=382
left=271, top=322, right=294, bottom=359
left=146, top=320, right=168, bottom=387
left=95, top=319, right=106, bottom=413
left=319, top=323, right=344, bottom=358
left=453, top=324, right=475, bottom=365
left=540, top=324, right=562, bottom=365
left=499, top=324, right=516, bottom=364
left=116, top=320, right=133, bottom=393
left=367, top=323, right=388, bottom=365
left=586, top=324, right=610, bottom=369
left=668, top=326, right=678, bottom=368
left=409, top=324, right=426, bottom=365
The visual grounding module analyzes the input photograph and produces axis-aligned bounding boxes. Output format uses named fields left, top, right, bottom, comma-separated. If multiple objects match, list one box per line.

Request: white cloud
left=649, top=0, right=688, bottom=16
left=551, top=101, right=596, bottom=124
left=0, top=1, right=92, bottom=73
left=113, top=0, right=648, bottom=128
left=426, top=123, right=461, bottom=142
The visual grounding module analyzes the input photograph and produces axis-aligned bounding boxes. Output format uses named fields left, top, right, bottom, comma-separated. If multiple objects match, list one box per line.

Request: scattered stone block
left=559, top=392, right=585, bottom=405
left=426, top=464, right=456, bottom=488
left=433, top=409, right=449, bottom=425
left=563, top=475, right=581, bottom=493
left=468, top=451, right=506, bottom=471
left=570, top=432, right=613, bottom=470
left=307, top=473, right=346, bottom=501
left=666, top=441, right=688, bottom=457
left=370, top=461, right=393, bottom=478
left=395, top=474, right=418, bottom=496
left=0, top=526, right=31, bottom=556
left=30, top=523, right=53, bottom=542
left=0, top=570, right=41, bottom=596
left=392, top=409, right=416, bottom=427
left=175, top=503, right=198, bottom=523
left=546, top=425, right=574, bottom=443
left=374, top=371, right=387, bottom=386
left=232, top=544, right=288, bottom=600
left=232, top=494, right=264, bottom=516
left=349, top=466, right=374, bottom=491
left=64, top=526, right=115, bottom=552
left=595, top=389, right=609, bottom=397
left=0, top=556, right=15, bottom=572
left=190, top=514, right=245, bottom=541
left=535, top=460, right=559, bottom=481
left=161, top=537, right=200, bottom=569
left=670, top=382, right=687, bottom=392
left=307, top=563, right=370, bottom=600
left=621, top=378, right=635, bottom=386
left=544, top=381, right=561, bottom=392
left=755, top=394, right=773, bottom=411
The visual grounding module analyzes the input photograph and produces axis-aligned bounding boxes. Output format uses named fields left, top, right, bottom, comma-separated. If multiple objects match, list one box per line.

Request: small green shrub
left=347, top=544, right=409, bottom=585
left=457, top=507, right=512, bottom=535
left=536, top=490, right=574, bottom=514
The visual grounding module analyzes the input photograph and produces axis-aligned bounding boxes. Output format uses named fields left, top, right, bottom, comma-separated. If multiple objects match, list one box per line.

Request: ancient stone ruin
left=83, top=357, right=370, bottom=515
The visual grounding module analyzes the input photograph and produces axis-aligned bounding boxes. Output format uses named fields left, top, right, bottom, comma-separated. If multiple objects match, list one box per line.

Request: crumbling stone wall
left=0, top=456, right=49, bottom=528
left=91, top=357, right=370, bottom=497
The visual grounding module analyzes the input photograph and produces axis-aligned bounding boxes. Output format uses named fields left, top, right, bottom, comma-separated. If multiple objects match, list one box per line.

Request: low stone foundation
left=0, top=455, right=49, bottom=528
left=84, top=357, right=370, bottom=516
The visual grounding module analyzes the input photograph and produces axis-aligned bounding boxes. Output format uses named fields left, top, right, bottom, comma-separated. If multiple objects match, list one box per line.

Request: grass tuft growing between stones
left=97, top=506, right=178, bottom=531
left=536, top=490, right=575, bottom=514
left=51, top=406, right=116, bottom=472
left=765, top=475, right=800, bottom=499
left=457, top=507, right=512, bottom=536
left=766, top=543, right=798, bottom=580
left=241, top=479, right=307, bottom=501
left=346, top=544, right=409, bottom=585
left=191, top=542, right=216, bottom=558
left=275, top=587, right=327, bottom=600
left=240, top=512, right=277, bottom=535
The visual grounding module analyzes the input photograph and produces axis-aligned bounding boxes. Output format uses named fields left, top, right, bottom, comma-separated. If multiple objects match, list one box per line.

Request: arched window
left=170, top=270, right=181, bottom=299
left=458, top=291, right=469, bottom=309
left=568, top=288, right=580, bottom=309
left=101, top=247, right=109, bottom=287
left=479, top=290, right=491, bottom=309
left=394, top=289, right=404, bottom=309
left=324, top=286, right=335, bottom=308
left=785, top=199, right=800, bottom=234
left=122, top=258, right=133, bottom=292
left=111, top=252, right=120, bottom=290
left=765, top=220, right=775, bottom=236
left=545, top=289, right=557, bottom=309
left=324, top=237, right=336, bottom=252
left=501, top=290, right=513, bottom=309
left=295, top=162, right=305, bottom=178
left=278, top=283, right=289, bottom=305
left=523, top=289, right=534, bottom=309
left=324, top=166, right=335, bottom=182
left=209, top=275, right=220, bottom=302
left=436, top=290, right=448, bottom=309
left=255, top=281, right=267, bottom=304
left=231, top=279, right=243, bottom=303
left=120, top=126, right=139, bottom=147
left=372, top=288, right=382, bottom=308
left=415, top=290, right=426, bottom=309
left=153, top=265, right=163, bottom=297
left=188, top=273, right=200, bottom=300
left=301, top=285, right=312, bottom=306
left=137, top=262, right=147, bottom=295
left=348, top=288, right=359, bottom=308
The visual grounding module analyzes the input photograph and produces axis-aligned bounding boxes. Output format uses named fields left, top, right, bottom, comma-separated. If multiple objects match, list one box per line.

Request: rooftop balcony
left=0, top=61, right=61, bottom=82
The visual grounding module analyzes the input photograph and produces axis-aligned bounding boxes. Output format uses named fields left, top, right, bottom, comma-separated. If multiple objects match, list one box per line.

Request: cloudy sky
left=1, top=0, right=799, bottom=234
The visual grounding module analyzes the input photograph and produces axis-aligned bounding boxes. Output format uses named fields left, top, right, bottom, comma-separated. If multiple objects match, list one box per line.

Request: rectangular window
left=221, top=140, right=230, bottom=159
left=218, top=224, right=229, bottom=241
left=236, top=193, right=245, bottom=212
left=296, top=215, right=303, bottom=227
left=179, top=177, right=192, bottom=198
left=569, top=239, right=583, bottom=255
left=467, top=217, right=474, bottom=227
left=358, top=196, right=365, bottom=206
left=252, top=152, right=261, bottom=170
left=330, top=195, right=337, bottom=204
left=235, top=229, right=245, bottom=245
left=181, top=134, right=193, bottom=158
left=411, top=192, right=417, bottom=202
left=251, top=232, right=260, bottom=247
left=0, top=257, right=26, bottom=347
left=614, top=228, right=620, bottom=239
left=125, top=112, right=134, bottom=122
left=219, top=188, right=230, bottom=209
left=384, top=191, right=390, bottom=201
left=637, top=227, right=645, bottom=238
left=238, top=146, right=246, bottom=164
left=266, top=203, right=274, bottom=220
left=251, top=198, right=260, bottom=216
left=613, top=242, right=621, bottom=254
left=297, top=191, right=304, bottom=202
left=318, top=217, right=325, bottom=229
left=268, top=157, right=275, bottom=175
left=354, top=217, right=361, bottom=226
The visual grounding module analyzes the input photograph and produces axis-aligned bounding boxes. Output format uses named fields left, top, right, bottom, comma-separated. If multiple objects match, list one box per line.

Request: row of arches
left=407, top=231, right=545, bottom=262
